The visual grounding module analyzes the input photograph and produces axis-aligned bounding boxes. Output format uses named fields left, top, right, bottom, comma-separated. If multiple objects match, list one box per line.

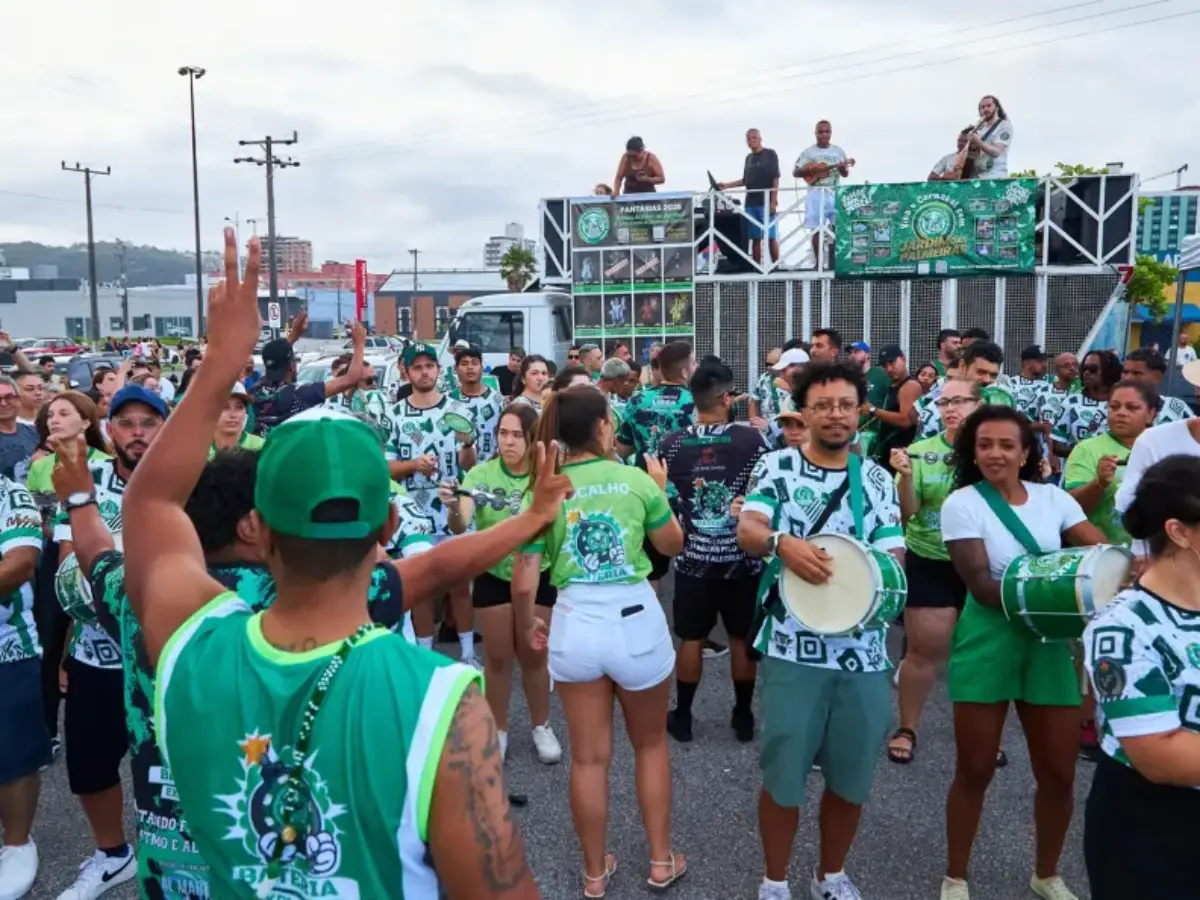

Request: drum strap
left=973, top=482, right=1041, bottom=555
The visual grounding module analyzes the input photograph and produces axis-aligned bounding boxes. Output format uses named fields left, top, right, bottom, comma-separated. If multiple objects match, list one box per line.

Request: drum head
left=1089, top=547, right=1131, bottom=612
left=781, top=533, right=875, bottom=634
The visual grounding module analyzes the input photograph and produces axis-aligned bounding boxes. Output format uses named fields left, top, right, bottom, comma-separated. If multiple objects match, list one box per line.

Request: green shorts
left=948, top=597, right=1082, bottom=707
left=759, top=657, right=891, bottom=807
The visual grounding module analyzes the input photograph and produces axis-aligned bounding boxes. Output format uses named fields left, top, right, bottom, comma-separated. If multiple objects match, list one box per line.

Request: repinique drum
left=780, top=532, right=907, bottom=635
left=1001, top=545, right=1131, bottom=641
left=55, top=552, right=97, bottom=626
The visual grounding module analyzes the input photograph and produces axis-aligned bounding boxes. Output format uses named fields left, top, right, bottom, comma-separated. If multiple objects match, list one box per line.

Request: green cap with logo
left=255, top=408, right=391, bottom=539
left=402, top=343, right=438, bottom=367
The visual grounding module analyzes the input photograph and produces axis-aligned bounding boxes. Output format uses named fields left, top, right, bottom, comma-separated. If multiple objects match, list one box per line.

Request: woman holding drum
left=939, top=405, right=1106, bottom=900
left=516, top=384, right=687, bottom=897
left=886, top=378, right=980, bottom=765
left=1082, top=455, right=1200, bottom=898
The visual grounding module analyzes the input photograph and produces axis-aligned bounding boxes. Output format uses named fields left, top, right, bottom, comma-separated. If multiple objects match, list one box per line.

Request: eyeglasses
left=0, top=394, right=18, bottom=404
left=934, top=397, right=979, bottom=409
left=805, top=399, right=860, bottom=415
left=1081, top=365, right=1100, bottom=374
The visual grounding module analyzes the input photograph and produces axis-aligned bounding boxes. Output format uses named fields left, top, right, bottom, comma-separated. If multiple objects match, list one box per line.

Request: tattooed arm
left=428, top=684, right=540, bottom=899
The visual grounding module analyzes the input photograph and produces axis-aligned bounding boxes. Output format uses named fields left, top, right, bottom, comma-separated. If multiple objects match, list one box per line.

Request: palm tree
left=499, top=245, right=537, bottom=292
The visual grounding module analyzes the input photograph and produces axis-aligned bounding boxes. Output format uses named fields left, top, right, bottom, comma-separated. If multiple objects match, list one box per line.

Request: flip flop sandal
left=887, top=727, right=917, bottom=765
left=647, top=852, right=687, bottom=893
left=583, top=854, right=616, bottom=899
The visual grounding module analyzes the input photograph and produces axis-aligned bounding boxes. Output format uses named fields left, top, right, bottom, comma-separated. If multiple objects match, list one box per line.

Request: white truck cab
left=437, top=291, right=573, bottom=372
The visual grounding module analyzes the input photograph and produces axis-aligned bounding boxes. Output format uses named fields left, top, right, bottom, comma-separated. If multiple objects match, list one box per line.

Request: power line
left=0, top=188, right=190, bottom=215
left=303, top=0, right=1176, bottom=165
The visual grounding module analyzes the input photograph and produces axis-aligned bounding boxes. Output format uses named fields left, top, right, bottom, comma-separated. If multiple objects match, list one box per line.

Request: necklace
left=256, top=622, right=381, bottom=898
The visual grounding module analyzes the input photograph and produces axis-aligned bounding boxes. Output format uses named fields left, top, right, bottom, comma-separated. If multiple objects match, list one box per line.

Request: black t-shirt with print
left=659, top=423, right=768, bottom=579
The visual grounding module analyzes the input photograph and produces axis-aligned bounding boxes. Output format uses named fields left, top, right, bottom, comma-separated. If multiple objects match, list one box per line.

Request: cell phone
left=620, top=604, right=645, bottom=618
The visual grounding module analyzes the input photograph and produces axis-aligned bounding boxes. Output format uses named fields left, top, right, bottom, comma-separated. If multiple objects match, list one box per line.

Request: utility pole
left=409, top=248, right=420, bottom=290
left=178, top=66, right=206, bottom=338
left=61, top=162, right=110, bottom=342
left=115, top=239, right=130, bottom=334
left=234, top=132, right=299, bottom=320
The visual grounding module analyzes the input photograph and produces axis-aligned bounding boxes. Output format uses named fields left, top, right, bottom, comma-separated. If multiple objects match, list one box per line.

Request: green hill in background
left=0, top=241, right=222, bottom=288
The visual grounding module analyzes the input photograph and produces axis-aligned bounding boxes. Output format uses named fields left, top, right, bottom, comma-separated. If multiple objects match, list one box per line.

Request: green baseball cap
left=255, top=408, right=391, bottom=540
left=402, top=343, right=438, bottom=367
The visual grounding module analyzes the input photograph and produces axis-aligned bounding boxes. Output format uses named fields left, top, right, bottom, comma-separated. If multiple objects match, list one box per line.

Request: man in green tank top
left=121, top=230, right=567, bottom=899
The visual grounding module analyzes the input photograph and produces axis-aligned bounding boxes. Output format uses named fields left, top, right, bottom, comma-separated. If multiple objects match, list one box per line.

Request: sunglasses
left=1081, top=365, right=1100, bottom=374
left=567, top=354, right=580, bottom=360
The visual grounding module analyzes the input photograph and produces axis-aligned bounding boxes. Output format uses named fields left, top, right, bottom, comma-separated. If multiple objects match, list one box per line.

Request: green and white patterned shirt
left=450, top=386, right=504, bottom=463
left=53, top=457, right=128, bottom=669
left=384, top=396, right=467, bottom=535
left=0, top=478, right=44, bottom=662
left=1155, top=395, right=1195, bottom=426
left=1085, top=584, right=1200, bottom=783
left=1052, top=393, right=1109, bottom=449
left=744, top=449, right=904, bottom=673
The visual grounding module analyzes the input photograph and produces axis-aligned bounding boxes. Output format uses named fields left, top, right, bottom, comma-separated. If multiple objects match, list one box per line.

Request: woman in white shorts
left=516, top=384, right=685, bottom=898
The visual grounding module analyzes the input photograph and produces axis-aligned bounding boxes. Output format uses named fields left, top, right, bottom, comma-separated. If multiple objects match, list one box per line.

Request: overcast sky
left=2, top=0, right=1196, bottom=274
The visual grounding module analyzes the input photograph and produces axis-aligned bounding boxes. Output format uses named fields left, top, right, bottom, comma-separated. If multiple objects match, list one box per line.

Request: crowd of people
left=0, top=227, right=1197, bottom=900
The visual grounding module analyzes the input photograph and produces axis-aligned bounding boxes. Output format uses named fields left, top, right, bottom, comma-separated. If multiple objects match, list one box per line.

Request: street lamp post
left=178, top=65, right=206, bottom=338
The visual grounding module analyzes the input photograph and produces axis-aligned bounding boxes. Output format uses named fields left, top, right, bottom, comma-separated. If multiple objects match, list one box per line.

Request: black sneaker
left=436, top=622, right=457, bottom=644
left=703, top=639, right=729, bottom=660
left=1079, top=742, right=1103, bottom=763
left=731, top=708, right=755, bottom=743
left=666, top=709, right=694, bottom=743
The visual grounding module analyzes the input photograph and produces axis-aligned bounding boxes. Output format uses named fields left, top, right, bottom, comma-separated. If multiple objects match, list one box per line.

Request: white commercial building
left=0, top=278, right=203, bottom=339
left=483, top=223, right=536, bottom=269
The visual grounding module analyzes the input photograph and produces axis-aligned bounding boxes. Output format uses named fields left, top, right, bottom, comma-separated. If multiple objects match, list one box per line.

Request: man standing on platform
left=794, top=121, right=853, bottom=268
left=718, top=129, right=781, bottom=266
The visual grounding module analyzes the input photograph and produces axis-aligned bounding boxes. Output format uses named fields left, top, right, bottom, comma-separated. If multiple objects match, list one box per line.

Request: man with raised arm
left=121, top=229, right=561, bottom=899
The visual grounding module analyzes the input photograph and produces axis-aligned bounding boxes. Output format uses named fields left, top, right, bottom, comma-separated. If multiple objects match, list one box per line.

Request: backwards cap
left=255, top=407, right=390, bottom=540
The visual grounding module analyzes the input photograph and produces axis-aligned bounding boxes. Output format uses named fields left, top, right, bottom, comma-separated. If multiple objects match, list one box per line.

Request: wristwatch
left=766, top=531, right=786, bottom=556
left=64, top=492, right=96, bottom=512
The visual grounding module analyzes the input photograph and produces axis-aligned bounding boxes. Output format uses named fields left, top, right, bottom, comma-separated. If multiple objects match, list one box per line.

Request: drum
left=55, top=553, right=97, bottom=626
left=1001, top=545, right=1131, bottom=641
left=780, top=532, right=907, bottom=635
left=441, top=400, right=475, bottom=436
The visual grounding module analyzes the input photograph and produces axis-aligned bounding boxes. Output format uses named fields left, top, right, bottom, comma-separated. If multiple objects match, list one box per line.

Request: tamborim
left=55, top=552, right=97, bottom=626
left=780, top=532, right=907, bottom=635
left=1001, top=545, right=1131, bottom=641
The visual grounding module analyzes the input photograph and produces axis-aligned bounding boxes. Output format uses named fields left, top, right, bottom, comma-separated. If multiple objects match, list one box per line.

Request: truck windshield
left=454, top=311, right=525, bottom=354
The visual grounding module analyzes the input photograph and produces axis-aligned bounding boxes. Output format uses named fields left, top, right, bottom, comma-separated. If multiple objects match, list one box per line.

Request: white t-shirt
left=1175, top=345, right=1197, bottom=366
left=931, top=152, right=959, bottom=178
left=1114, top=419, right=1200, bottom=559
left=972, top=118, right=1013, bottom=180
left=795, top=144, right=848, bottom=187
left=941, top=481, right=1087, bottom=578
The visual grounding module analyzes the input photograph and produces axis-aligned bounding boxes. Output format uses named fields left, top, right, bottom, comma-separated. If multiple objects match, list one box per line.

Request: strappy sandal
left=583, top=853, right=616, bottom=899
left=647, top=851, right=687, bottom=893
left=887, top=727, right=916, bottom=764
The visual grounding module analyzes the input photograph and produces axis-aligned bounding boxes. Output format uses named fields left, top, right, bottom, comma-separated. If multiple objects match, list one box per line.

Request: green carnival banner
left=834, top=178, right=1038, bottom=278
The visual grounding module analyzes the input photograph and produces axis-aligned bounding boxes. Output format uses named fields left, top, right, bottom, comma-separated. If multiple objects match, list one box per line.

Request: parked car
left=25, top=338, right=88, bottom=357
left=59, top=354, right=126, bottom=389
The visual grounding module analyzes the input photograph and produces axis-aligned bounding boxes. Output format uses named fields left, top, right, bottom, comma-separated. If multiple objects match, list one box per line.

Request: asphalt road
left=25, top=583, right=1095, bottom=900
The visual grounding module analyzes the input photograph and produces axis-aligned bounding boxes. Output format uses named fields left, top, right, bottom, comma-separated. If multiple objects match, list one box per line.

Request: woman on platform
left=611, top=136, right=664, bottom=198
left=516, top=386, right=685, bottom=897
left=440, top=403, right=562, bottom=765
left=886, top=378, right=980, bottom=765
left=939, top=405, right=1105, bottom=900
left=1083, top=455, right=1200, bottom=898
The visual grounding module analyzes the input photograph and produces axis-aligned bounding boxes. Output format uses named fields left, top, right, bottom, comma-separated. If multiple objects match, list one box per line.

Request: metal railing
left=538, top=173, right=1139, bottom=282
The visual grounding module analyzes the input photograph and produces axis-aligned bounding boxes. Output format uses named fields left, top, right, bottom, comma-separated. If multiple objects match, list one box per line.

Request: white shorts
left=804, top=187, right=837, bottom=229
left=548, top=581, right=675, bottom=692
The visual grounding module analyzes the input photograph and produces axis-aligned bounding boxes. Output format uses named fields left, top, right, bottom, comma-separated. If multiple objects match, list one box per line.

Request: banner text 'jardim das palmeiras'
left=570, top=194, right=696, bottom=362
left=834, top=179, right=1037, bottom=278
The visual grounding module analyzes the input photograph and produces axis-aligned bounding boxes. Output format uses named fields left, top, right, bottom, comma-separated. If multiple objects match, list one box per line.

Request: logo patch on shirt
left=1092, top=657, right=1126, bottom=700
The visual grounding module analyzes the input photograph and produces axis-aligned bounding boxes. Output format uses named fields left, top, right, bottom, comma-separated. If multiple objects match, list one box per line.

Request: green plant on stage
left=499, top=245, right=537, bottom=292
left=1011, top=163, right=1121, bottom=179
left=1126, top=254, right=1178, bottom=323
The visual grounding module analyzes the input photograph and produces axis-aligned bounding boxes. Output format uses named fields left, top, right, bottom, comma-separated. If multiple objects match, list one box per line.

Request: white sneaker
left=498, top=730, right=508, bottom=762
left=531, top=724, right=562, bottom=764
left=810, top=869, right=863, bottom=900
left=758, top=880, right=792, bottom=900
left=461, top=654, right=485, bottom=673
left=0, top=842, right=38, bottom=900
left=55, top=848, right=136, bottom=900
left=1029, top=875, right=1079, bottom=900
left=940, top=877, right=970, bottom=900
